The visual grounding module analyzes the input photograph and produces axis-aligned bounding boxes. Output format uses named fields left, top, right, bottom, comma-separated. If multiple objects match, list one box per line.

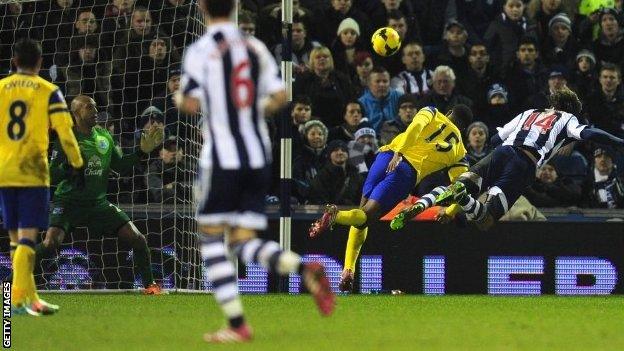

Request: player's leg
left=309, top=151, right=394, bottom=237
left=199, top=224, right=251, bottom=343
left=471, top=148, right=537, bottom=231
left=116, top=222, right=160, bottom=294
left=340, top=195, right=375, bottom=292
left=227, top=227, right=334, bottom=316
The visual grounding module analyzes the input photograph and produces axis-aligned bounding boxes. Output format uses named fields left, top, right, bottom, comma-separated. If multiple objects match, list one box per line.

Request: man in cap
left=541, top=12, right=579, bottom=67
left=582, top=147, right=624, bottom=208
left=526, top=65, right=570, bottom=109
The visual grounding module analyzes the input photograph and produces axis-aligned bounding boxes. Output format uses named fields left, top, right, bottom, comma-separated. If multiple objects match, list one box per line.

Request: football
left=371, top=27, right=401, bottom=57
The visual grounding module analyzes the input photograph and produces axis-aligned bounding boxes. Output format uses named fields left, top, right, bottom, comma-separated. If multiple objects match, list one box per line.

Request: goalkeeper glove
left=140, top=124, right=165, bottom=154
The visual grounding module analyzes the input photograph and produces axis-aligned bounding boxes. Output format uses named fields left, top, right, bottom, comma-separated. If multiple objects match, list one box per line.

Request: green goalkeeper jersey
left=50, top=126, right=142, bottom=204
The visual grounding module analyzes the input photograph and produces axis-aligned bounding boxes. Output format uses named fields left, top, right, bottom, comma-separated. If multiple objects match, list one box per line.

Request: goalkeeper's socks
left=231, top=239, right=303, bottom=276
left=344, top=226, right=368, bottom=271
left=336, top=209, right=367, bottom=227
left=12, top=238, right=36, bottom=305
left=201, top=235, right=245, bottom=328
left=457, top=194, right=485, bottom=220
left=132, top=243, right=155, bottom=287
left=417, top=186, right=448, bottom=208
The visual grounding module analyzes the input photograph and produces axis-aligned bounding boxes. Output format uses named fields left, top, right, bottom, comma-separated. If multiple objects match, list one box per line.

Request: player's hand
left=386, top=152, right=402, bottom=173
left=140, top=124, right=165, bottom=153
left=434, top=207, right=452, bottom=224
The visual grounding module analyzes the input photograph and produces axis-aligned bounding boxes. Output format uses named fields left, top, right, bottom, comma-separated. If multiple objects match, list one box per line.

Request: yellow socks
left=344, top=226, right=368, bottom=272
left=336, top=209, right=367, bottom=227
left=12, top=239, right=36, bottom=305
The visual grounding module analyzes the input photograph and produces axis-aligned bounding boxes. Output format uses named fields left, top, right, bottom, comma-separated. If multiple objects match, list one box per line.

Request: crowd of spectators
left=1, top=0, right=623, bottom=209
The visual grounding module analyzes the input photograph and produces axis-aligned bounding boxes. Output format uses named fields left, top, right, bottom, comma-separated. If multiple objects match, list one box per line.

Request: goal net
left=0, top=0, right=215, bottom=292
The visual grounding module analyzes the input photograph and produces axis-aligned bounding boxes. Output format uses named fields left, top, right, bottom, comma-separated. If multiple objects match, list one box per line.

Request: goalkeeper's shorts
left=49, top=200, right=130, bottom=235
left=0, top=187, right=50, bottom=230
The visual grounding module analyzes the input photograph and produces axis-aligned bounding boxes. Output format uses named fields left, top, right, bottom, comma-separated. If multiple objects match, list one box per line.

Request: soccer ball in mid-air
left=371, top=27, right=401, bottom=57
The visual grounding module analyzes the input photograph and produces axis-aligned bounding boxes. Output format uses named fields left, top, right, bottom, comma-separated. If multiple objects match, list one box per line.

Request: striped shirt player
left=176, top=0, right=333, bottom=343
left=181, top=22, right=282, bottom=230
left=419, top=88, right=624, bottom=230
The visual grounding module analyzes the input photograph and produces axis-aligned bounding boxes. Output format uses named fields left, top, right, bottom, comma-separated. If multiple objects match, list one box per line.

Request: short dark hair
left=387, top=9, right=406, bottom=21
left=518, top=36, right=538, bottom=49
left=13, top=38, right=42, bottom=70
left=369, top=66, right=389, bottom=76
left=203, top=0, right=234, bottom=17
left=238, top=10, right=256, bottom=24
left=292, top=95, right=312, bottom=107
left=450, top=104, right=473, bottom=130
left=549, top=87, right=582, bottom=115
left=343, top=99, right=365, bottom=115
left=600, top=62, right=621, bottom=78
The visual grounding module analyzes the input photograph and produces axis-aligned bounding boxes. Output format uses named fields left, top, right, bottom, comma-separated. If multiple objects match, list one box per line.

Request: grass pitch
left=11, top=294, right=624, bottom=351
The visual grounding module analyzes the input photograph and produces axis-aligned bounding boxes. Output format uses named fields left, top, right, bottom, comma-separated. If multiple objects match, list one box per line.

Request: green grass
left=10, top=294, right=624, bottom=351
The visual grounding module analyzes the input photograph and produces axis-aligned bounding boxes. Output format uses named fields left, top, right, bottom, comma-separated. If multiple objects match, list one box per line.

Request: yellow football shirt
left=379, top=106, right=468, bottom=184
left=0, top=73, right=83, bottom=187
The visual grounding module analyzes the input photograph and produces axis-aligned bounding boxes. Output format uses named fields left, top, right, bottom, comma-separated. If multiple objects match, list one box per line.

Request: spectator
left=309, top=140, right=363, bottom=205
left=484, top=0, right=536, bottom=73
left=256, top=1, right=314, bottom=49
left=274, top=15, right=319, bottom=75
left=271, top=95, right=313, bottom=155
left=456, top=43, right=496, bottom=118
left=583, top=63, right=624, bottom=139
left=328, top=100, right=368, bottom=143
left=56, top=9, right=102, bottom=67
left=526, top=0, right=568, bottom=42
left=379, top=94, right=418, bottom=145
left=359, top=66, right=403, bottom=132
left=348, top=127, right=379, bottom=175
left=418, top=65, right=473, bottom=114
left=391, top=42, right=432, bottom=97
left=101, top=0, right=136, bottom=52
left=62, top=35, right=111, bottom=109
left=294, top=46, right=355, bottom=128
left=135, top=106, right=166, bottom=155
left=115, top=36, right=180, bottom=126
left=525, top=65, right=569, bottom=110
left=112, top=7, right=166, bottom=69
left=413, top=0, right=454, bottom=46
left=370, top=0, right=415, bottom=30
left=592, top=7, right=624, bottom=65
left=465, top=121, right=492, bottom=166
left=152, top=65, right=193, bottom=140
left=1, top=2, right=36, bottom=65
left=330, top=18, right=365, bottom=77
left=524, top=160, right=582, bottom=207
left=455, top=0, right=503, bottom=44
left=505, top=36, right=548, bottom=113
left=568, top=49, right=598, bottom=102
left=481, top=83, right=513, bottom=132
left=40, top=0, right=76, bottom=68
left=353, top=50, right=374, bottom=96
left=387, top=8, right=421, bottom=44
left=146, top=136, right=191, bottom=204
left=581, top=147, right=624, bottom=208
left=155, top=0, right=195, bottom=52
left=314, top=0, right=371, bottom=47
left=238, top=10, right=256, bottom=37
left=293, top=120, right=329, bottom=202
left=541, top=12, right=579, bottom=68
left=430, top=20, right=470, bottom=76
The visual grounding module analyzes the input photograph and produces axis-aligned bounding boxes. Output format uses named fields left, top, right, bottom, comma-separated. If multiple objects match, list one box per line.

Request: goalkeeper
left=40, top=95, right=165, bottom=293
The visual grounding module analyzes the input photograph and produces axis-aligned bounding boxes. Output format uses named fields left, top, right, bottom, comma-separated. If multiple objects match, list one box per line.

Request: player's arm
left=491, top=111, right=527, bottom=147
left=175, top=47, right=202, bottom=114
left=49, top=89, right=84, bottom=169
left=579, top=127, right=624, bottom=146
left=256, top=38, right=288, bottom=116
